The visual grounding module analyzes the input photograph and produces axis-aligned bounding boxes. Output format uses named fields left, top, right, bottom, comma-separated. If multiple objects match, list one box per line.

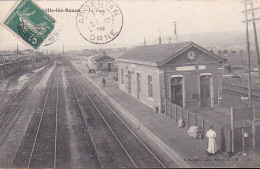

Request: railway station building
left=87, top=54, right=115, bottom=72
left=116, top=42, right=226, bottom=112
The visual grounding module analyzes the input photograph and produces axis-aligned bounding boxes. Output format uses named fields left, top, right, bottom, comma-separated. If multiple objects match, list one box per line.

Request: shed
left=88, top=54, right=115, bottom=72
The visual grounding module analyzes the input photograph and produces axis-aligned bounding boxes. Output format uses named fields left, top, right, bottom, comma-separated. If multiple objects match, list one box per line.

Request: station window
left=121, top=68, right=124, bottom=84
left=148, top=75, right=153, bottom=98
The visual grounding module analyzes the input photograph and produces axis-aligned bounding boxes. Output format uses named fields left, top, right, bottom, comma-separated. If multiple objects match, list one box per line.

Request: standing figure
left=206, top=126, right=217, bottom=157
left=102, top=77, right=106, bottom=87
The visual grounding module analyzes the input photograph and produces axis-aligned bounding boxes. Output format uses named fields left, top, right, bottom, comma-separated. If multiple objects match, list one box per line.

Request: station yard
left=71, top=60, right=260, bottom=168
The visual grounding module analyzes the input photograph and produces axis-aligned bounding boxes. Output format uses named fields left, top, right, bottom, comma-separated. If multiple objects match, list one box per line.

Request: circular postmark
left=43, top=30, right=60, bottom=46
left=76, top=0, right=123, bottom=44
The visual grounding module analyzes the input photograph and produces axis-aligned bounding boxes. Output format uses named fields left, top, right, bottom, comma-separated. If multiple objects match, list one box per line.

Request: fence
left=161, top=97, right=232, bottom=153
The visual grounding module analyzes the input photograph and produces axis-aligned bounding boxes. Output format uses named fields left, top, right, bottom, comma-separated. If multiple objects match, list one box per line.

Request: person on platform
left=102, top=77, right=106, bottom=87
left=206, top=126, right=217, bottom=157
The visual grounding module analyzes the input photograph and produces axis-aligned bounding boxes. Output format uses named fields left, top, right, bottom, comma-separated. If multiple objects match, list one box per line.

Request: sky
left=0, top=0, right=259, bottom=52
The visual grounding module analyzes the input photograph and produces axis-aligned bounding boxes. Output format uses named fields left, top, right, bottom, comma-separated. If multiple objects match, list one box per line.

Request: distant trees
left=215, top=49, right=245, bottom=55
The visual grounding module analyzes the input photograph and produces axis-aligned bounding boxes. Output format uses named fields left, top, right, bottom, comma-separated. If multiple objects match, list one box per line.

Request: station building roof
left=91, top=54, right=115, bottom=61
left=117, top=41, right=226, bottom=66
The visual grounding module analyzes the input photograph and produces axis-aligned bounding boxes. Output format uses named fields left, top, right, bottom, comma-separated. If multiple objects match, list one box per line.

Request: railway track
left=0, top=63, right=51, bottom=110
left=65, top=59, right=166, bottom=168
left=26, top=64, right=59, bottom=168
left=0, top=61, right=54, bottom=135
left=66, top=64, right=103, bottom=168
left=223, top=83, right=260, bottom=100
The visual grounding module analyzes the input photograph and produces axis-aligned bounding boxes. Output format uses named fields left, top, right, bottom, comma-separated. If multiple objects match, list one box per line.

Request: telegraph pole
left=63, top=44, right=64, bottom=57
left=159, top=30, right=162, bottom=45
left=242, top=0, right=260, bottom=152
left=250, top=1, right=260, bottom=79
left=173, top=21, right=178, bottom=43
left=244, top=2, right=252, bottom=108
left=144, top=37, right=146, bottom=46
left=245, top=2, right=254, bottom=151
left=242, top=0, right=260, bottom=79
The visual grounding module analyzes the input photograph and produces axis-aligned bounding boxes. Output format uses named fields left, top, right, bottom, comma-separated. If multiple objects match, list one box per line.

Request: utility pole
left=245, top=2, right=254, bottom=151
left=250, top=1, right=260, bottom=79
left=173, top=21, right=178, bottom=43
left=144, top=37, right=146, bottom=46
left=242, top=0, right=260, bottom=79
left=244, top=2, right=252, bottom=108
left=159, top=30, right=162, bottom=45
left=63, top=44, right=64, bottom=57
left=242, top=0, right=260, bottom=152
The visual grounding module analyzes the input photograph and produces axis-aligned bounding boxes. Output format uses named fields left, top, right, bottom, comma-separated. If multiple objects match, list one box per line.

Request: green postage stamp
left=4, top=0, right=55, bottom=49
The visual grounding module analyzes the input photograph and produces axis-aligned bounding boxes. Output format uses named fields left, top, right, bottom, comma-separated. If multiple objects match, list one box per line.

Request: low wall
left=162, top=97, right=232, bottom=153
left=32, top=59, right=48, bottom=69
left=21, top=64, right=33, bottom=70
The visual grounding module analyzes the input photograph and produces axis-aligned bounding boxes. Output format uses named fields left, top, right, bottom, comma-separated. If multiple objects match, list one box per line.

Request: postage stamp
left=76, top=0, right=123, bottom=44
left=4, top=0, right=55, bottom=49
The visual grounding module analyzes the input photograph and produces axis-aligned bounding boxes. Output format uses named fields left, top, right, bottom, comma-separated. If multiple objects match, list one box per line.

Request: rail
left=0, top=61, right=53, bottom=133
left=27, top=65, right=58, bottom=168
left=66, top=59, right=166, bottom=168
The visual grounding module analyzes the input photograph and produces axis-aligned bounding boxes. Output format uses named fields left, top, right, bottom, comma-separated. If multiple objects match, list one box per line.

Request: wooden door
left=171, top=77, right=183, bottom=107
left=200, top=75, right=211, bottom=107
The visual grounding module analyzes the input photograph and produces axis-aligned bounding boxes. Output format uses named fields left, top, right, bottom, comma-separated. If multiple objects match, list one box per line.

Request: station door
left=200, top=75, right=211, bottom=107
left=108, top=62, right=112, bottom=72
left=171, top=77, right=183, bottom=107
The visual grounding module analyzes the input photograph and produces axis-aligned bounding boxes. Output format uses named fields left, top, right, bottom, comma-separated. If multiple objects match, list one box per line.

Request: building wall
left=167, top=47, right=219, bottom=64
left=163, top=67, right=222, bottom=109
left=117, top=46, right=224, bottom=111
left=162, top=47, right=223, bottom=109
left=118, top=62, right=161, bottom=109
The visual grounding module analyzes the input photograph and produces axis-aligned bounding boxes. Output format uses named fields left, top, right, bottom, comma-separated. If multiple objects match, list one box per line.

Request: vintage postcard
left=0, top=0, right=260, bottom=168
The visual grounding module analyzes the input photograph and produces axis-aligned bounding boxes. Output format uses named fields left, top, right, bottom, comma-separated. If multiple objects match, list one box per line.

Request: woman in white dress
left=206, top=126, right=217, bottom=157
